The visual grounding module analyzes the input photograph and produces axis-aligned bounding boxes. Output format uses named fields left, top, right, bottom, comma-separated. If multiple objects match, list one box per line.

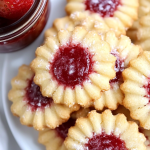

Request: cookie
left=8, top=65, right=79, bottom=130
left=45, top=15, right=122, bottom=39
left=121, top=51, right=150, bottom=129
left=65, top=109, right=146, bottom=150
left=38, top=107, right=90, bottom=150
left=92, top=31, right=142, bottom=110
left=65, top=0, right=138, bottom=34
left=113, top=105, right=150, bottom=150
left=31, top=26, right=116, bottom=107
left=127, top=0, right=150, bottom=42
left=38, top=118, right=76, bottom=150
left=45, top=19, right=142, bottom=110
left=135, top=14, right=150, bottom=51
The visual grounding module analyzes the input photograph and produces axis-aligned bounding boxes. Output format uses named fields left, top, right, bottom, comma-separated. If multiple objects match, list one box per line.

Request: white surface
left=1, top=0, right=67, bottom=150
left=0, top=55, right=20, bottom=150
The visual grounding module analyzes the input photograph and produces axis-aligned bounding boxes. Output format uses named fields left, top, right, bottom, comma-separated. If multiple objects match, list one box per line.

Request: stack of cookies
left=8, top=0, right=150, bottom=149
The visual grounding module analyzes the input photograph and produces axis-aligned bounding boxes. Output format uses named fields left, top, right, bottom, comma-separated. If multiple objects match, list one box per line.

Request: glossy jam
left=0, top=0, right=34, bottom=21
left=25, top=78, right=53, bottom=111
left=143, top=78, right=150, bottom=103
left=84, top=132, right=128, bottom=150
left=85, top=0, right=121, bottom=17
left=109, top=51, right=124, bottom=86
left=0, top=0, right=50, bottom=53
left=55, top=118, right=76, bottom=140
left=51, top=44, right=94, bottom=89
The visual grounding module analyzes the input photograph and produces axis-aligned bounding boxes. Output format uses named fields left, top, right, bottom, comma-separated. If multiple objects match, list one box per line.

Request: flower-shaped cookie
left=45, top=19, right=142, bottom=111
left=31, top=26, right=116, bottom=107
left=113, top=105, right=150, bottom=150
left=38, top=118, right=76, bottom=150
left=65, top=0, right=138, bottom=34
left=92, top=31, right=142, bottom=110
left=8, top=65, right=79, bottom=130
left=121, top=51, right=150, bottom=129
left=38, top=107, right=90, bottom=150
left=135, top=13, right=150, bottom=51
left=127, top=0, right=150, bottom=41
left=65, top=109, right=146, bottom=150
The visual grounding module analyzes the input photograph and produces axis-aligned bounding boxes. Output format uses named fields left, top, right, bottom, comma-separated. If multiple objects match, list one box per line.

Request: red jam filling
left=55, top=118, right=76, bottom=140
left=143, top=78, right=150, bottom=103
left=50, top=43, right=94, bottom=89
left=84, top=132, right=128, bottom=150
left=109, top=51, right=124, bottom=86
left=0, top=0, right=49, bottom=53
left=85, top=0, right=121, bottom=17
left=25, top=78, right=53, bottom=111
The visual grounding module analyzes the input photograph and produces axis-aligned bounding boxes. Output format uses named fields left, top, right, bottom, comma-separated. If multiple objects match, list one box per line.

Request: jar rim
left=0, top=0, right=48, bottom=41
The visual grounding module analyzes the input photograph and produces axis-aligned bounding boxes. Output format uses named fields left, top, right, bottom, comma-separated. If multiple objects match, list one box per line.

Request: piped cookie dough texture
left=38, top=118, right=75, bottom=150
left=113, top=105, right=150, bottom=150
left=31, top=26, right=116, bottom=108
left=44, top=16, right=142, bottom=111
left=135, top=13, right=150, bottom=51
left=65, top=0, right=138, bottom=35
left=8, top=65, right=79, bottom=130
left=121, top=51, right=150, bottom=130
left=38, top=107, right=90, bottom=150
left=65, top=109, right=146, bottom=150
left=45, top=16, right=113, bottom=38
left=127, top=0, right=150, bottom=42
left=45, top=14, right=123, bottom=38
left=90, top=31, right=142, bottom=110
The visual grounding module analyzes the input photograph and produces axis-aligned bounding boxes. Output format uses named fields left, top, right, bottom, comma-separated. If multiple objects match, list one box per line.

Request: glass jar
left=0, top=0, right=50, bottom=53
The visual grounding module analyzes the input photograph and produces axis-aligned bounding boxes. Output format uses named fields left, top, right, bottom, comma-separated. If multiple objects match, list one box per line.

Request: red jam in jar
left=0, top=0, right=50, bottom=53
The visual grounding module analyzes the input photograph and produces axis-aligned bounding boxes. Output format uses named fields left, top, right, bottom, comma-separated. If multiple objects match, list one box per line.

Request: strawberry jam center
left=143, top=78, right=150, bottom=103
left=84, top=132, right=128, bottom=150
left=85, top=0, right=121, bottom=17
left=55, top=118, right=76, bottom=140
left=25, top=78, right=53, bottom=111
left=51, top=43, right=94, bottom=89
left=109, top=51, right=124, bottom=86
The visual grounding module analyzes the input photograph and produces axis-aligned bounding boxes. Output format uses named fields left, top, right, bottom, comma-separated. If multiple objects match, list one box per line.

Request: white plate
left=2, top=0, right=66, bottom=149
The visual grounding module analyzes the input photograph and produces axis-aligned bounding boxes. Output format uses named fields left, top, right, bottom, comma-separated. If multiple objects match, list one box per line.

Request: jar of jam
left=0, top=0, right=50, bottom=53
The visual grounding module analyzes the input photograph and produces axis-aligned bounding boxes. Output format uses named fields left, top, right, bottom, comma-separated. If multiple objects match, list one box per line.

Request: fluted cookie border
left=135, top=14, right=150, bottom=51
left=38, top=108, right=91, bottom=150
left=45, top=15, right=121, bottom=39
left=31, top=26, right=116, bottom=107
left=38, top=129, right=67, bottom=150
left=65, top=109, right=146, bottom=150
left=8, top=65, right=79, bottom=130
left=127, top=0, right=150, bottom=42
left=121, top=51, right=150, bottom=129
left=92, top=31, right=142, bottom=110
left=65, top=0, right=138, bottom=33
